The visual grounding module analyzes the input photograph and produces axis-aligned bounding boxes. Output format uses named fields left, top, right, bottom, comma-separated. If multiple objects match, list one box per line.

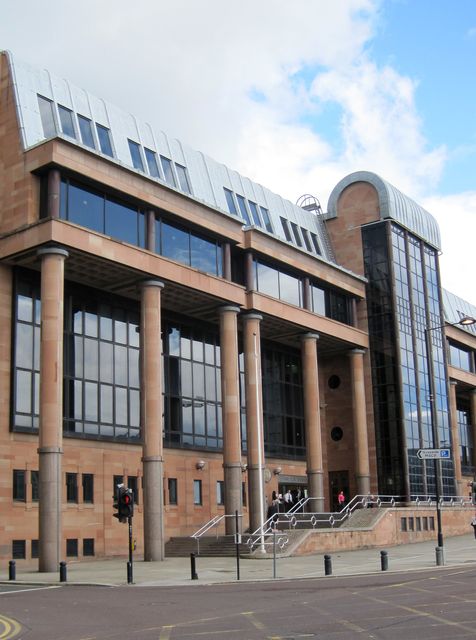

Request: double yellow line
left=0, top=614, right=22, bottom=639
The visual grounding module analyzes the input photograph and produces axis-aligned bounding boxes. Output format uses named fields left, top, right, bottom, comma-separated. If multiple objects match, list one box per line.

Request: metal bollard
left=190, top=552, right=198, bottom=580
left=8, top=560, right=16, bottom=581
left=435, top=546, right=444, bottom=566
left=59, top=561, right=67, bottom=582
left=324, top=554, right=332, bottom=576
left=380, top=550, right=388, bottom=571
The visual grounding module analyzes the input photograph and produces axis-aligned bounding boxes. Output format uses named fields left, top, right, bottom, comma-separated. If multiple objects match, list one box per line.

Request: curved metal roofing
left=327, top=171, right=441, bottom=250
left=442, top=289, right=476, bottom=336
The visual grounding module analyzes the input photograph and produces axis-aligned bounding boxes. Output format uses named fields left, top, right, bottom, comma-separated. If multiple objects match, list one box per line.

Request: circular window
left=328, top=375, right=341, bottom=389
left=331, top=426, right=344, bottom=442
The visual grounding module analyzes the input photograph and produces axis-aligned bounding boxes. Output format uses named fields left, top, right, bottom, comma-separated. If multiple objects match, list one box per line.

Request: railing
left=191, top=514, right=243, bottom=555
left=410, top=494, right=474, bottom=508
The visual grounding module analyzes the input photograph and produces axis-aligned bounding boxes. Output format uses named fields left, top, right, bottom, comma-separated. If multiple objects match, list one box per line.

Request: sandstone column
left=37, top=246, right=68, bottom=572
left=140, top=280, right=165, bottom=561
left=219, top=305, right=242, bottom=533
left=448, top=380, right=463, bottom=496
left=301, top=333, right=324, bottom=512
left=242, top=313, right=265, bottom=532
left=349, top=348, right=370, bottom=495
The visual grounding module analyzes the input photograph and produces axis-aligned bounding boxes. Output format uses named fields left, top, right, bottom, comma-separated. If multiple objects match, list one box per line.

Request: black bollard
left=8, top=560, right=16, bottom=581
left=59, top=561, right=67, bottom=582
left=435, top=546, right=444, bottom=566
left=380, top=550, right=388, bottom=571
left=190, top=552, right=198, bottom=580
left=324, top=554, right=332, bottom=576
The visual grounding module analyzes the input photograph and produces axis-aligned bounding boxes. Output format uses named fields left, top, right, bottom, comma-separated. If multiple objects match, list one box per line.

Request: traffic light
left=113, top=484, right=134, bottom=523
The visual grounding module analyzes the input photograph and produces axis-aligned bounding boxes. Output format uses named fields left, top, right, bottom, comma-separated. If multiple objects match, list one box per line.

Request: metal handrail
left=191, top=513, right=243, bottom=555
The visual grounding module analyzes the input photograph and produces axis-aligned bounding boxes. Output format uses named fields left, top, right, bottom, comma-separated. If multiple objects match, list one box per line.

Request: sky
left=1, top=0, right=475, bottom=304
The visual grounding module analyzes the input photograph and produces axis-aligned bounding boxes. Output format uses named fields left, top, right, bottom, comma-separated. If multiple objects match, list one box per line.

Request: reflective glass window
left=58, top=105, right=76, bottom=139
left=280, top=217, right=292, bottom=242
left=301, top=228, right=313, bottom=252
left=128, top=139, right=144, bottom=171
left=13, top=470, right=26, bottom=502
left=31, top=470, right=39, bottom=501
left=162, top=222, right=190, bottom=265
left=78, top=115, right=95, bottom=148
left=279, top=272, right=301, bottom=307
left=256, top=262, right=279, bottom=298
left=248, top=201, right=262, bottom=226
left=236, top=195, right=252, bottom=225
left=194, top=479, right=202, bottom=505
left=175, top=163, right=191, bottom=193
left=310, top=232, right=321, bottom=255
left=168, top=478, right=178, bottom=505
left=160, top=156, right=176, bottom=187
left=223, top=188, right=238, bottom=215
left=96, top=124, right=114, bottom=157
left=190, top=234, right=218, bottom=274
left=37, top=95, right=56, bottom=137
left=105, top=198, right=142, bottom=246
left=67, top=183, right=104, bottom=233
left=311, top=286, right=325, bottom=315
left=290, top=222, right=303, bottom=247
left=66, top=473, right=78, bottom=503
left=144, top=148, right=160, bottom=178
left=260, top=207, right=273, bottom=232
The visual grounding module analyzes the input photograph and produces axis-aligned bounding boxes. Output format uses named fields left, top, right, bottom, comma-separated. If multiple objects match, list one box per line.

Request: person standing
left=338, top=490, right=345, bottom=510
left=284, top=489, right=293, bottom=512
left=471, top=514, right=476, bottom=540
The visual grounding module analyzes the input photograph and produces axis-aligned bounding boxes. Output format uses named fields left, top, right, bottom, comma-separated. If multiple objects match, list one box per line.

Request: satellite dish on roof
left=296, top=194, right=323, bottom=215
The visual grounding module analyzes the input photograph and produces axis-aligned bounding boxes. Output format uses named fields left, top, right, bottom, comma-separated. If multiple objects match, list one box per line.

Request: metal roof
left=442, top=289, right=476, bottom=336
left=327, top=171, right=441, bottom=250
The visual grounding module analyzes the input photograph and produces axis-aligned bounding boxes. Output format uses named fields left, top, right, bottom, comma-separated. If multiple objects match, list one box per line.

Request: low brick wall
left=292, top=507, right=475, bottom=555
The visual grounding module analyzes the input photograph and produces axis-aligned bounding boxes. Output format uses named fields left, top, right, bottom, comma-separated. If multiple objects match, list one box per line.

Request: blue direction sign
left=417, top=448, right=451, bottom=460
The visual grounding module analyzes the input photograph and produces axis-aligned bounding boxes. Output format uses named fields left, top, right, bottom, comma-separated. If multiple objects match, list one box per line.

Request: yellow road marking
left=0, top=614, right=22, bottom=640
left=159, top=625, right=174, bottom=640
left=242, top=611, right=265, bottom=630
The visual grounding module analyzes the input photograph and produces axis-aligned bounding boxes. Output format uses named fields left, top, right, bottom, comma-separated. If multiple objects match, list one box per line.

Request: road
left=0, top=566, right=475, bottom=639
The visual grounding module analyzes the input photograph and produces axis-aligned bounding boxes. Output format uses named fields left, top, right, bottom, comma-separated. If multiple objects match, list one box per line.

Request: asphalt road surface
left=1, top=566, right=476, bottom=639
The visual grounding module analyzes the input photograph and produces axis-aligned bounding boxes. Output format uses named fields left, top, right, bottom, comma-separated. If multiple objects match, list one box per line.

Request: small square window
left=416, top=517, right=422, bottom=531
left=194, top=479, right=202, bottom=506
left=83, top=538, right=95, bottom=557
left=12, top=540, right=26, bottom=559
left=31, top=539, right=39, bottom=559
left=66, top=472, right=78, bottom=503
left=408, top=517, right=414, bottom=532
left=82, top=474, right=94, bottom=503
left=66, top=539, right=78, bottom=557
left=400, top=517, right=407, bottom=532
left=423, top=517, right=428, bottom=531
left=13, top=470, right=26, bottom=502
left=168, top=478, right=178, bottom=505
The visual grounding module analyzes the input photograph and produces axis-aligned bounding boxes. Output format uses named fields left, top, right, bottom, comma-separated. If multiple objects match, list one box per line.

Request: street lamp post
left=424, top=314, right=476, bottom=562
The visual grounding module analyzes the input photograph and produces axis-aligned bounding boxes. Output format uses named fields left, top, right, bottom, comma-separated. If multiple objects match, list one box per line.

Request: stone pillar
left=349, top=348, right=370, bottom=495
left=219, top=305, right=242, bottom=533
left=37, top=246, right=68, bottom=572
left=471, top=389, right=476, bottom=471
left=448, top=381, right=464, bottom=496
left=222, top=242, right=232, bottom=281
left=301, top=333, right=324, bottom=512
left=140, top=279, right=165, bottom=561
left=242, top=313, right=265, bottom=532
left=47, top=169, right=61, bottom=218
left=244, top=252, right=254, bottom=291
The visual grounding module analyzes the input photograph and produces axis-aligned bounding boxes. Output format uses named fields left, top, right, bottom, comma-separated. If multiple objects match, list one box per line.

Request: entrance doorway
left=329, top=470, right=349, bottom=512
left=278, top=481, right=307, bottom=512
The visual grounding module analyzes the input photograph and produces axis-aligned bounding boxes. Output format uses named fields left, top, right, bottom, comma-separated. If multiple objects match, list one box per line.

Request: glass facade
left=449, top=342, right=473, bottom=372
left=363, top=221, right=454, bottom=498
left=457, top=404, right=473, bottom=475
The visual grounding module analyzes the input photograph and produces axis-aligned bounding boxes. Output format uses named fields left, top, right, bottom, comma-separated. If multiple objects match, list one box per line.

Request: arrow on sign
left=417, top=448, right=451, bottom=460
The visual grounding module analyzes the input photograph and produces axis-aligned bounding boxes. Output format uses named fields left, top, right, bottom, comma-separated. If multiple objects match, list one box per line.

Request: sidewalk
left=1, top=534, right=475, bottom=587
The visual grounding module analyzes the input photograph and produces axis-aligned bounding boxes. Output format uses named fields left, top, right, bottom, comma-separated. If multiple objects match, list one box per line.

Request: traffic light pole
left=127, top=516, right=134, bottom=584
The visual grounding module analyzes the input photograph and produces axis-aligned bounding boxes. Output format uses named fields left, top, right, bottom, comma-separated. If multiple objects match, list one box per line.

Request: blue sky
left=0, top=0, right=474, bottom=302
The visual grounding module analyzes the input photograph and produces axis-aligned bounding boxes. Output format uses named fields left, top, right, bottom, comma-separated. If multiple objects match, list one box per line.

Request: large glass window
left=58, top=105, right=76, bottom=139
left=254, top=260, right=301, bottom=307
left=457, top=406, right=473, bottom=474
left=37, top=95, right=56, bottom=137
left=449, top=342, right=473, bottom=372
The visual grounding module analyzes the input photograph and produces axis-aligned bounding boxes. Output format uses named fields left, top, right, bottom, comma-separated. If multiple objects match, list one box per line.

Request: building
left=0, top=51, right=474, bottom=570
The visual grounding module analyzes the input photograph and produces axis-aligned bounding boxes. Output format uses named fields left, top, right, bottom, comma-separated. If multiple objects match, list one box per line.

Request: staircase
left=165, top=535, right=251, bottom=558
left=340, top=506, right=383, bottom=529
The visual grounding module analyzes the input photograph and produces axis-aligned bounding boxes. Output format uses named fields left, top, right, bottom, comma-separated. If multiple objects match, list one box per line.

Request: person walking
left=471, top=514, right=476, bottom=540
left=337, top=490, right=345, bottom=510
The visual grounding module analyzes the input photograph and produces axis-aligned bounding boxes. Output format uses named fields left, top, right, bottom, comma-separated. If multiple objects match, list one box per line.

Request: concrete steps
left=166, top=535, right=251, bottom=558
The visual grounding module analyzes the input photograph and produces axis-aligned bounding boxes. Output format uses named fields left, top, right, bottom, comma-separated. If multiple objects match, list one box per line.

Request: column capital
left=141, top=279, right=164, bottom=289
left=242, top=312, right=263, bottom=322
left=449, top=379, right=458, bottom=387
left=301, top=332, right=319, bottom=342
left=349, top=347, right=366, bottom=356
left=37, top=246, right=69, bottom=259
left=219, top=305, right=241, bottom=315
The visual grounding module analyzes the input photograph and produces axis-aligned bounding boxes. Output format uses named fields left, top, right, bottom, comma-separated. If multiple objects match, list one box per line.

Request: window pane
left=290, top=222, right=303, bottom=247
left=16, top=324, right=33, bottom=368
left=144, top=148, right=160, bottom=178
left=236, top=195, right=252, bottom=225
left=312, top=286, right=326, bottom=315
left=280, top=217, right=292, bottom=242
left=257, top=262, right=279, bottom=298
left=37, top=95, right=56, bottom=137
left=175, top=163, right=191, bottom=193
left=78, top=115, right=95, bottom=148
left=193, top=479, right=202, bottom=505
left=128, top=139, right=144, bottom=171
left=58, top=105, right=76, bottom=139
left=105, top=198, right=139, bottom=245
left=301, top=228, right=313, bottom=252
left=168, top=478, right=178, bottom=505
left=223, top=188, right=237, bottom=215
left=260, top=207, right=273, bottom=232
left=68, top=183, right=104, bottom=233
left=310, top=232, right=321, bottom=255
left=248, top=201, right=261, bottom=226
left=13, top=470, right=26, bottom=501
left=162, top=222, right=190, bottom=265
left=96, top=124, right=114, bottom=157
left=31, top=470, right=39, bottom=501
left=279, top=272, right=301, bottom=307
left=16, top=370, right=32, bottom=413
left=190, top=234, right=218, bottom=275
left=160, top=156, right=176, bottom=186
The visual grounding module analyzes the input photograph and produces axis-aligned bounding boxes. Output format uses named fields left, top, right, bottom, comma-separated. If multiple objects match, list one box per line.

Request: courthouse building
left=0, top=51, right=474, bottom=570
